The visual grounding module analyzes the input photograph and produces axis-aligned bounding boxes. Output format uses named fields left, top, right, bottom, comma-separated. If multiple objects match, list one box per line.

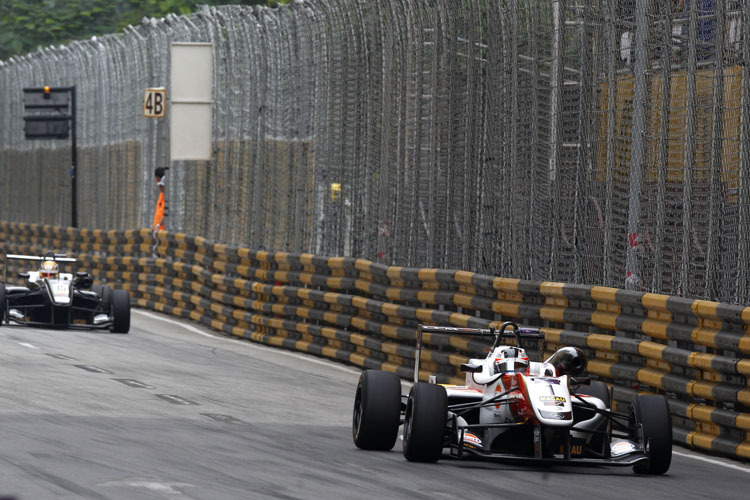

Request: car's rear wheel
left=352, top=370, right=402, bottom=451
left=92, top=284, right=112, bottom=311
left=110, top=289, right=130, bottom=334
left=0, top=283, right=6, bottom=324
left=630, top=394, right=672, bottom=474
left=402, top=382, right=447, bottom=462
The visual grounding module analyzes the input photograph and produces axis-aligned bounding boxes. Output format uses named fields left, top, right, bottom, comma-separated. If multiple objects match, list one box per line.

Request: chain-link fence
left=1, top=0, right=749, bottom=304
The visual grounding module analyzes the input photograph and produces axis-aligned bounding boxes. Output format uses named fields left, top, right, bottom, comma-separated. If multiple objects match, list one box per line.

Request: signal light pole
left=71, top=86, right=77, bottom=228
left=22, top=85, right=78, bottom=227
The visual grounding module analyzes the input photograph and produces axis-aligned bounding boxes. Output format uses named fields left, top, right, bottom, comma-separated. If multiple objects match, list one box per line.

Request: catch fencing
left=1, top=0, right=750, bottom=304
left=1, top=221, right=748, bottom=460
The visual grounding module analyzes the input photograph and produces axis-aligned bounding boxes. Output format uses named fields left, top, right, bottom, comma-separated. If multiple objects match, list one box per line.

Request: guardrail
left=0, top=221, right=748, bottom=461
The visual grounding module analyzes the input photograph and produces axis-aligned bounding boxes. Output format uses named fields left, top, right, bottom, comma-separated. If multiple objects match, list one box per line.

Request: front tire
left=630, top=395, right=672, bottom=474
left=93, top=284, right=112, bottom=311
left=584, top=380, right=611, bottom=408
left=580, top=380, right=611, bottom=456
left=352, top=370, right=402, bottom=451
left=402, top=382, right=447, bottom=462
left=110, top=289, right=130, bottom=334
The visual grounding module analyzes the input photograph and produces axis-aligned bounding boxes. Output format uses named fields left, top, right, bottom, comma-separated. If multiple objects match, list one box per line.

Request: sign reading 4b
left=143, top=87, right=167, bottom=118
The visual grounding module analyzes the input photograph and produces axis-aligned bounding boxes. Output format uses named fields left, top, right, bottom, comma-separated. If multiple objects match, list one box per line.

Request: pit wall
left=1, top=221, right=748, bottom=461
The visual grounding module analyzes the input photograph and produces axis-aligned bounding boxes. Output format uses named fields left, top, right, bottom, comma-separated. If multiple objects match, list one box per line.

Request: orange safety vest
left=152, top=192, right=165, bottom=232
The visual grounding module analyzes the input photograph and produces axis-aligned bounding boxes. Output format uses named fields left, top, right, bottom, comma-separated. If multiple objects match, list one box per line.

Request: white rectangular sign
left=170, top=104, right=212, bottom=161
left=170, top=43, right=213, bottom=161
left=171, top=43, right=212, bottom=101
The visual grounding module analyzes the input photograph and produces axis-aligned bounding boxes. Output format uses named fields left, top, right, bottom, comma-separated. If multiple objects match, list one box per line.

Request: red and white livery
left=353, top=321, right=672, bottom=474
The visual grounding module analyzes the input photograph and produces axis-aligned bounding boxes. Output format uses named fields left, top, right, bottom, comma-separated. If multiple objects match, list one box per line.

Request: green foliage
left=0, top=0, right=292, bottom=61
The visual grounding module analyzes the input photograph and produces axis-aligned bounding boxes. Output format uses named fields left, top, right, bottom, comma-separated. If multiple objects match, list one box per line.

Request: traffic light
left=23, top=86, right=73, bottom=139
left=23, top=86, right=70, bottom=109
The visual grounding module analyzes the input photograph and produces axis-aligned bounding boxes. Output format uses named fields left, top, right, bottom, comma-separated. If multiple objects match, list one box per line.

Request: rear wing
left=414, top=322, right=545, bottom=383
left=3, top=253, right=77, bottom=281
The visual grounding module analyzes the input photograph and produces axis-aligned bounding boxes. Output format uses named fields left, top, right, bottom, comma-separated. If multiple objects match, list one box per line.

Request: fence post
left=625, top=0, right=650, bottom=290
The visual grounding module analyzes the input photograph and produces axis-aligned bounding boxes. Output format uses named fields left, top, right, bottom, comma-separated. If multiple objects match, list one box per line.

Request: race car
left=352, top=321, right=672, bottom=474
left=0, top=253, right=130, bottom=333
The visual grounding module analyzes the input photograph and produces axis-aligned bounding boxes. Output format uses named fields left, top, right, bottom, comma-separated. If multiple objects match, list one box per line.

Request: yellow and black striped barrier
left=1, top=221, right=748, bottom=460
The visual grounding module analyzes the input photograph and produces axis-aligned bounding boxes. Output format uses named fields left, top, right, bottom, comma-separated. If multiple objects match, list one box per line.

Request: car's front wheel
left=110, top=289, right=130, bottom=334
left=580, top=380, right=611, bottom=456
left=92, top=284, right=112, bottom=311
left=352, top=370, right=402, bottom=451
left=402, top=382, right=447, bottom=462
left=630, top=394, right=672, bottom=474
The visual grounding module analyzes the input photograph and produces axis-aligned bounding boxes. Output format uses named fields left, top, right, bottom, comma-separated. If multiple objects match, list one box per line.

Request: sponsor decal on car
left=559, top=444, right=584, bottom=456
left=539, top=410, right=572, bottom=420
left=539, top=395, right=566, bottom=406
left=463, top=432, right=483, bottom=449
left=610, top=440, right=637, bottom=457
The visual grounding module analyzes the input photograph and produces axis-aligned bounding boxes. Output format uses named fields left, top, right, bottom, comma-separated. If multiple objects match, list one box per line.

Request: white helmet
left=492, top=346, right=530, bottom=374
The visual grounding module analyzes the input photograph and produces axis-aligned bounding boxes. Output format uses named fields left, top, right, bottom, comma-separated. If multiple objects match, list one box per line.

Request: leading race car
left=352, top=321, right=672, bottom=474
left=0, top=253, right=130, bottom=333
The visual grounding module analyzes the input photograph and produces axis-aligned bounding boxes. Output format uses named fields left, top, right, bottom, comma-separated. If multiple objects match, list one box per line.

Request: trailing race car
left=0, top=253, right=130, bottom=333
left=352, top=321, right=672, bottom=474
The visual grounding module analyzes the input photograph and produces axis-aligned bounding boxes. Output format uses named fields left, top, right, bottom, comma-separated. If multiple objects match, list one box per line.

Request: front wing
left=3, top=287, right=112, bottom=330
left=451, top=444, right=649, bottom=468
left=447, top=422, right=648, bottom=467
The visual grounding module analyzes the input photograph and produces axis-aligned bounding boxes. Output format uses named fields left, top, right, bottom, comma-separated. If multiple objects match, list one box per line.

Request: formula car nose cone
left=47, top=279, right=73, bottom=306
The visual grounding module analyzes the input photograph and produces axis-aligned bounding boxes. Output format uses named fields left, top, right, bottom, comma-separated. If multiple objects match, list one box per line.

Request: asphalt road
left=0, top=309, right=748, bottom=499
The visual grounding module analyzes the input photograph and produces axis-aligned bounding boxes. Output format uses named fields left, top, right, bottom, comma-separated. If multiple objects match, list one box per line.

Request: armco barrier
left=0, top=221, right=748, bottom=461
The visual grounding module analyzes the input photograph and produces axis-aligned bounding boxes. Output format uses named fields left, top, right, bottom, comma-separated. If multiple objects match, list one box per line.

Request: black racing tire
left=92, top=284, right=112, bottom=311
left=110, top=289, right=130, bottom=334
left=402, top=382, right=447, bottom=462
left=580, top=380, right=611, bottom=455
left=630, top=395, right=672, bottom=474
left=584, top=380, right=611, bottom=409
left=0, top=283, right=5, bottom=324
left=352, top=370, right=402, bottom=451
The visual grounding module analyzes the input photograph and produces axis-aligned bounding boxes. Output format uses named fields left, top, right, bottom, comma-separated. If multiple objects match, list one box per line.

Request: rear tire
left=630, top=395, right=672, bottom=474
left=110, top=289, right=130, bottom=334
left=352, top=370, right=402, bottom=451
left=402, top=382, right=447, bottom=462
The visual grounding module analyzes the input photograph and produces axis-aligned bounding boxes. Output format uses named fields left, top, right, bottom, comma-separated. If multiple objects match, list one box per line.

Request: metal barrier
left=1, top=221, right=748, bottom=460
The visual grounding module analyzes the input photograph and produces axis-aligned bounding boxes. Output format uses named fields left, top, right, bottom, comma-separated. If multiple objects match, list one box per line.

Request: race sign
left=143, top=87, right=167, bottom=118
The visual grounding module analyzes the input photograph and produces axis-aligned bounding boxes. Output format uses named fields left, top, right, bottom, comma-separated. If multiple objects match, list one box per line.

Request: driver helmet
left=493, top=346, right=530, bottom=374
left=40, top=260, right=59, bottom=279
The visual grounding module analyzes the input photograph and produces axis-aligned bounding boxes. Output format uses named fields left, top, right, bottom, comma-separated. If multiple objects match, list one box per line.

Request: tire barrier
left=0, top=221, right=748, bottom=461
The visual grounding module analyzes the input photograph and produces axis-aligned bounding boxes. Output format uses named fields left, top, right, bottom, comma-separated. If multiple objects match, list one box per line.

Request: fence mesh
left=1, top=0, right=749, bottom=303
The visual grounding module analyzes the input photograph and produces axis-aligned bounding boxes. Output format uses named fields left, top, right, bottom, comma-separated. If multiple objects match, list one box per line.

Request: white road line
left=133, top=309, right=361, bottom=375
left=102, top=479, right=196, bottom=498
left=673, top=450, right=750, bottom=473
left=18, top=342, right=38, bottom=349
